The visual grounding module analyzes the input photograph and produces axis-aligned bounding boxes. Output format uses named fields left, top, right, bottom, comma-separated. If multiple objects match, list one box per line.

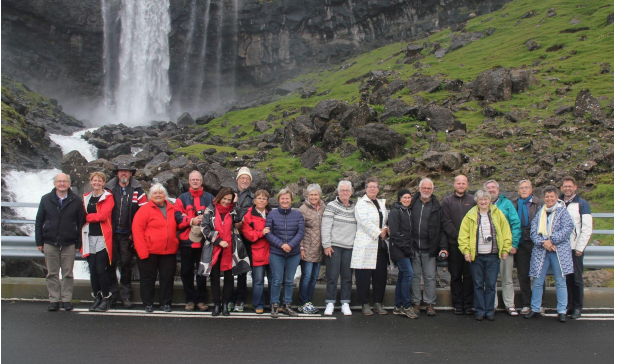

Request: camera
left=196, top=209, right=205, bottom=216
left=485, top=236, right=493, bottom=243
left=438, top=251, right=448, bottom=261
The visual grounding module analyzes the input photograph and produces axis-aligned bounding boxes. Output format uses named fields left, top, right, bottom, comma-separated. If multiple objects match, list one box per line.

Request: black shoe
left=283, top=304, right=298, bottom=317
left=566, top=308, right=573, bottom=316
left=222, top=303, right=230, bottom=317
left=524, top=311, right=542, bottom=319
left=62, top=302, right=73, bottom=311
left=90, top=292, right=103, bottom=312
left=94, top=295, right=111, bottom=312
left=271, top=304, right=279, bottom=318
left=162, top=304, right=172, bottom=313
left=475, top=314, right=484, bottom=321
left=486, top=315, right=495, bottom=321
left=48, top=302, right=60, bottom=312
left=570, top=309, right=582, bottom=319
left=465, top=308, right=475, bottom=315
left=122, top=298, right=134, bottom=309
left=212, top=304, right=222, bottom=317
left=145, top=305, right=154, bottom=313
left=108, top=293, right=117, bottom=309
left=558, top=313, right=567, bottom=322
left=454, top=307, right=464, bottom=315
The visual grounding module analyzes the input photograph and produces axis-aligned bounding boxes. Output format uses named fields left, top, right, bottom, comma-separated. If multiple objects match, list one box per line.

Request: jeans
left=299, top=261, right=320, bottom=305
left=394, top=258, right=414, bottom=309
left=269, top=253, right=301, bottom=305
left=470, top=254, right=501, bottom=316
left=180, top=246, right=208, bottom=304
left=324, top=247, right=353, bottom=304
left=411, top=252, right=437, bottom=305
left=252, top=264, right=271, bottom=309
left=43, top=244, right=75, bottom=302
left=566, top=250, right=585, bottom=311
left=532, top=251, right=567, bottom=314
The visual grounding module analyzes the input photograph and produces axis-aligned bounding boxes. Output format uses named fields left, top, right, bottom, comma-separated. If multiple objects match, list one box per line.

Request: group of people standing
left=35, top=163, right=592, bottom=322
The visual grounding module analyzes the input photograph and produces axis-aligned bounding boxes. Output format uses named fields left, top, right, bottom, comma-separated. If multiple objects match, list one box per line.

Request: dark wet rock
left=526, top=165, right=542, bottom=177
left=521, top=10, right=536, bottom=19
left=149, top=140, right=175, bottom=155
left=195, top=114, right=216, bottom=125
left=169, top=155, right=192, bottom=170
left=406, top=43, right=423, bottom=57
left=578, top=161, right=597, bottom=172
left=322, top=123, right=345, bottom=152
left=449, top=32, right=486, bottom=51
left=554, top=105, right=574, bottom=115
left=356, top=124, right=406, bottom=161
left=482, top=106, right=504, bottom=118
left=535, top=154, right=556, bottom=169
left=511, top=69, right=536, bottom=94
left=310, top=99, right=349, bottom=122
left=421, top=151, right=463, bottom=171
left=300, top=146, right=328, bottom=169
left=202, top=163, right=237, bottom=193
left=472, top=67, right=512, bottom=102
left=407, top=75, right=441, bottom=94
left=392, top=157, right=416, bottom=174
left=300, top=87, right=317, bottom=98
left=340, top=103, right=377, bottom=130
left=505, top=108, right=527, bottom=123
left=573, top=89, right=603, bottom=119
left=368, top=79, right=406, bottom=105
left=177, top=112, right=195, bottom=127
left=153, top=171, right=181, bottom=197
left=379, top=98, right=417, bottom=122
left=254, top=120, right=270, bottom=133
left=61, top=151, right=88, bottom=173
left=479, top=164, right=497, bottom=177
left=434, top=47, right=448, bottom=58
left=340, top=143, right=359, bottom=158
left=282, top=115, right=321, bottom=154
left=544, top=117, right=566, bottom=129
left=418, top=105, right=465, bottom=132
left=98, top=143, right=132, bottom=160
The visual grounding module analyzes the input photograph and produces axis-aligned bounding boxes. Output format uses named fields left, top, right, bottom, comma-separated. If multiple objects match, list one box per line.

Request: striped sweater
left=321, top=197, right=357, bottom=249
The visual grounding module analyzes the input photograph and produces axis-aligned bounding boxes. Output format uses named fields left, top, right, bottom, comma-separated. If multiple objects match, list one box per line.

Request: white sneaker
left=341, top=303, right=352, bottom=316
left=324, top=303, right=334, bottom=316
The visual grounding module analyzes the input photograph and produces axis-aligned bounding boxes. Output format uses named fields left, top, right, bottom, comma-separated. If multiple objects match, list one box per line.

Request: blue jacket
left=494, top=194, right=522, bottom=249
left=265, top=207, right=305, bottom=257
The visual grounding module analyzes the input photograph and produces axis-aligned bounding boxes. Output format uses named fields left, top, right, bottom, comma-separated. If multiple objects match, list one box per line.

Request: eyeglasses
left=54, top=180, right=70, bottom=184
left=518, top=186, right=531, bottom=190
left=189, top=179, right=202, bottom=182
left=339, top=189, right=351, bottom=193
left=366, top=186, right=379, bottom=189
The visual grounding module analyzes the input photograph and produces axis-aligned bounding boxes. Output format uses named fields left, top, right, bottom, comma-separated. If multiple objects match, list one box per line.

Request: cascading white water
left=49, top=128, right=99, bottom=162
left=180, top=0, right=198, bottom=103
left=214, top=2, right=224, bottom=105
left=101, top=0, right=114, bottom=108
left=195, top=0, right=212, bottom=108
left=115, top=0, right=171, bottom=124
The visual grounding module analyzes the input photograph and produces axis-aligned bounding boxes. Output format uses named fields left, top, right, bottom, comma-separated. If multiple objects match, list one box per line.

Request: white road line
left=74, top=310, right=336, bottom=320
left=543, top=313, right=614, bottom=317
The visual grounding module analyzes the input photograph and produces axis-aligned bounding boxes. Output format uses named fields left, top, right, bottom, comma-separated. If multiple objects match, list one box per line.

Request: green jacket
left=458, top=205, right=512, bottom=261
left=494, top=194, right=522, bottom=249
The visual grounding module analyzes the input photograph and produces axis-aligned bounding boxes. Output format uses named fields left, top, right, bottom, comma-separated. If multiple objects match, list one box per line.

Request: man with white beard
left=105, top=162, right=147, bottom=308
left=409, top=178, right=447, bottom=317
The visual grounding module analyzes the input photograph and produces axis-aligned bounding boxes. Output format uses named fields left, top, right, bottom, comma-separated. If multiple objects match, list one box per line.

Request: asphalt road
left=1, top=301, right=613, bottom=364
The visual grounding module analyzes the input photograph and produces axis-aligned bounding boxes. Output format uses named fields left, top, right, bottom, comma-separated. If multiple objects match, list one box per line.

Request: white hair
left=149, top=183, right=168, bottom=197
left=337, top=180, right=353, bottom=193
left=484, top=180, right=499, bottom=189
left=306, top=183, right=322, bottom=196
left=419, top=178, right=434, bottom=189
left=517, top=179, right=532, bottom=189
left=474, top=189, right=491, bottom=202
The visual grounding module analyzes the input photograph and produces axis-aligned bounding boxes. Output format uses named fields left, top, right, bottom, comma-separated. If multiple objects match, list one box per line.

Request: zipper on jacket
left=117, top=189, right=124, bottom=229
left=284, top=212, right=288, bottom=257
left=418, top=203, right=425, bottom=250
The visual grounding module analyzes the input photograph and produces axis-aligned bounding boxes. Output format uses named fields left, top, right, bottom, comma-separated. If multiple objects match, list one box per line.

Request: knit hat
left=397, top=189, right=412, bottom=201
left=236, top=166, right=252, bottom=181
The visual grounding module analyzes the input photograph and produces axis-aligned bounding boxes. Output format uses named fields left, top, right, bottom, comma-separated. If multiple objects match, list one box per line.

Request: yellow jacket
left=458, top=205, right=512, bottom=261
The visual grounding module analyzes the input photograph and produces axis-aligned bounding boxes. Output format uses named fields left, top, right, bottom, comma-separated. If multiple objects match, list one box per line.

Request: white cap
left=236, top=166, right=252, bottom=181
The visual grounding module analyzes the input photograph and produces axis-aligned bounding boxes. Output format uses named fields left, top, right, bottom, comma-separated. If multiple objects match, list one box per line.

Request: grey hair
left=149, top=183, right=168, bottom=197
left=188, top=170, right=203, bottom=180
left=517, top=179, right=532, bottom=189
left=474, top=189, right=492, bottom=202
left=419, top=178, right=434, bottom=189
left=306, top=183, right=322, bottom=196
left=277, top=188, right=294, bottom=201
left=337, top=180, right=354, bottom=193
left=54, top=173, right=71, bottom=183
left=484, top=179, right=499, bottom=189
left=542, top=185, right=559, bottom=196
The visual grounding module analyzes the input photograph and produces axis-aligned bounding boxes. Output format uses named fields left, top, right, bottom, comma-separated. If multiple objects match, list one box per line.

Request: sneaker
left=162, top=304, right=172, bottom=312
left=362, top=304, right=374, bottom=316
left=540, top=307, right=546, bottom=316
left=297, top=303, right=309, bottom=314
left=412, top=305, right=421, bottom=316
left=122, top=298, right=134, bottom=309
left=426, top=304, right=436, bottom=316
left=403, top=306, right=419, bottom=319
left=227, top=302, right=235, bottom=312
left=48, top=302, right=60, bottom=312
left=62, top=301, right=73, bottom=311
left=453, top=307, right=464, bottom=315
left=393, top=306, right=403, bottom=315
left=283, top=304, right=298, bottom=317
left=185, top=302, right=195, bottom=311
left=197, top=303, right=209, bottom=312
left=305, top=302, right=319, bottom=314
left=341, top=303, right=352, bottom=316
left=233, top=302, right=244, bottom=312
left=271, top=304, right=279, bottom=318
left=373, top=303, right=387, bottom=315
left=520, top=307, right=531, bottom=315
left=145, top=305, right=153, bottom=313
left=255, top=307, right=264, bottom=314
left=324, top=303, right=335, bottom=316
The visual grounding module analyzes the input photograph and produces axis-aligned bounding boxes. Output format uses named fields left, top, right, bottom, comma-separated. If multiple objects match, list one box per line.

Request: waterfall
left=49, top=128, right=99, bottom=162
left=179, top=0, right=198, bottom=103
left=214, top=1, right=224, bottom=105
left=195, top=0, right=212, bottom=108
left=101, top=0, right=114, bottom=108
left=115, top=0, right=171, bottom=124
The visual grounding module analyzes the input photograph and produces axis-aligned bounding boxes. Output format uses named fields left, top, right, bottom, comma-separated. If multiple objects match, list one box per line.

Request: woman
left=241, top=190, right=272, bottom=314
left=525, top=186, right=574, bottom=323
left=265, top=188, right=305, bottom=318
left=298, top=184, right=326, bottom=315
left=81, top=172, right=114, bottom=312
left=133, top=184, right=179, bottom=313
left=321, top=181, right=356, bottom=316
left=458, top=189, right=512, bottom=321
left=351, top=177, right=389, bottom=316
left=201, top=187, right=238, bottom=316
left=388, top=189, right=418, bottom=319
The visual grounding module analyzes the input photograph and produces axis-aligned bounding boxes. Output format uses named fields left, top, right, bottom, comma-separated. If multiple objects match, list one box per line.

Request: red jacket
left=132, top=200, right=179, bottom=259
left=242, top=206, right=270, bottom=267
left=81, top=189, right=115, bottom=263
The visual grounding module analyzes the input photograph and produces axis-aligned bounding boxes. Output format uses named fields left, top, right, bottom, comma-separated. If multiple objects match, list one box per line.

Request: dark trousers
left=448, top=243, right=473, bottom=309
left=211, top=261, right=234, bottom=305
left=87, top=249, right=111, bottom=296
left=234, top=239, right=252, bottom=303
left=180, top=246, right=208, bottom=304
left=567, top=250, right=585, bottom=311
left=514, top=240, right=542, bottom=307
left=107, top=233, right=134, bottom=299
left=137, top=254, right=176, bottom=306
left=355, top=249, right=388, bottom=305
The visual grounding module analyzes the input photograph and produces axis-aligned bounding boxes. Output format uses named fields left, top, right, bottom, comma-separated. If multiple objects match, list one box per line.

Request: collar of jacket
left=84, top=189, right=113, bottom=202
left=251, top=204, right=271, bottom=217
left=277, top=206, right=293, bottom=215
left=49, top=187, right=75, bottom=204
left=148, top=199, right=172, bottom=211
left=335, top=196, right=355, bottom=208
left=303, top=199, right=325, bottom=210
left=392, top=201, right=412, bottom=211
left=559, top=193, right=580, bottom=203
left=360, top=194, right=385, bottom=206
left=466, top=204, right=500, bottom=223
left=495, top=194, right=507, bottom=204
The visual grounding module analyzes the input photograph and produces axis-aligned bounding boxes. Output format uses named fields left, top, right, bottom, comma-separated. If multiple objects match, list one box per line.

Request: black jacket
left=388, top=201, right=414, bottom=262
left=35, top=188, right=86, bottom=248
left=509, top=195, right=542, bottom=244
left=105, top=177, right=146, bottom=232
left=234, top=188, right=255, bottom=224
left=441, top=191, right=476, bottom=245
left=409, top=192, right=446, bottom=257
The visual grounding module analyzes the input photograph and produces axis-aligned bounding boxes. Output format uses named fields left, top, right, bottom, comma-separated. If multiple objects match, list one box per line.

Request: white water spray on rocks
left=49, top=128, right=99, bottom=162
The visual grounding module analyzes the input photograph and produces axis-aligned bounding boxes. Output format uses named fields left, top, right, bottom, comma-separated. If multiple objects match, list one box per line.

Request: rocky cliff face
left=2, top=0, right=508, bottom=110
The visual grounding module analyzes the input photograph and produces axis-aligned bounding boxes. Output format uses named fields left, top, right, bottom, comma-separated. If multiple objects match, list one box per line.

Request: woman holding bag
left=81, top=172, right=115, bottom=312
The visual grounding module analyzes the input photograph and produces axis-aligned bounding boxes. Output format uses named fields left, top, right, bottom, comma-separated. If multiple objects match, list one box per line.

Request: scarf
left=517, top=195, right=532, bottom=228
left=537, top=203, right=558, bottom=237
left=213, top=202, right=234, bottom=271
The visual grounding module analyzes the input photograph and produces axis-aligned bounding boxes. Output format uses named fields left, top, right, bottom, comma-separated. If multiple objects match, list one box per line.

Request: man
left=174, top=171, right=214, bottom=312
left=409, top=178, right=447, bottom=317
left=442, top=175, right=476, bottom=315
left=230, top=166, right=256, bottom=312
left=105, top=162, right=147, bottom=308
left=560, top=176, right=593, bottom=320
left=35, top=173, right=85, bottom=311
left=510, top=180, right=542, bottom=316
left=484, top=180, right=521, bottom=316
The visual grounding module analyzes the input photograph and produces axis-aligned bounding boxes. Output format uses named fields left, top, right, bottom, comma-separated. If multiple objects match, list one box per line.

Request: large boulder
left=301, top=146, right=328, bottom=170
left=406, top=44, right=423, bottom=57
left=310, top=99, right=349, bottom=122
left=421, top=151, right=463, bottom=171
left=281, top=115, right=321, bottom=154
left=143, top=152, right=171, bottom=179
left=322, top=123, right=345, bottom=152
left=450, top=32, right=486, bottom=51
left=340, top=103, right=377, bottom=130
left=573, top=89, right=603, bottom=119
left=418, top=105, right=465, bottom=132
left=368, top=79, right=406, bottom=105
left=153, top=170, right=181, bottom=197
left=249, top=168, right=273, bottom=193
left=511, top=69, right=536, bottom=94
left=407, top=76, right=441, bottom=94
left=379, top=98, right=417, bottom=122
left=472, top=67, right=513, bottom=102
left=202, top=163, right=237, bottom=193
left=61, top=151, right=88, bottom=174
left=356, top=124, right=406, bottom=161
left=98, top=143, right=132, bottom=160
left=177, top=112, right=195, bottom=127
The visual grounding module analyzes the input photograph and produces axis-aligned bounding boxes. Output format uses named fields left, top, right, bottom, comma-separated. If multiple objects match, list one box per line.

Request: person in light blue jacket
left=485, top=180, right=521, bottom=316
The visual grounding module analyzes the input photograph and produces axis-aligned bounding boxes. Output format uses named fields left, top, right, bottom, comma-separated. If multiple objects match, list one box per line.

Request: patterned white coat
left=350, top=194, right=388, bottom=269
left=529, top=202, right=575, bottom=278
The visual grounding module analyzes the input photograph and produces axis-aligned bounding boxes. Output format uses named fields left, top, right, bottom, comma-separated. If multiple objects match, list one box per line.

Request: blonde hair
left=277, top=188, right=294, bottom=201
left=89, top=171, right=106, bottom=183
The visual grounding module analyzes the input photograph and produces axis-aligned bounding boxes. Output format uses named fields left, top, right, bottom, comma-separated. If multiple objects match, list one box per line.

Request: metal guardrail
left=1, top=202, right=614, bottom=268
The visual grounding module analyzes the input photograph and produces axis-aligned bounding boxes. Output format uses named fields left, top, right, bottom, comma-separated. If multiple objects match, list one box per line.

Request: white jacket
left=562, top=194, right=593, bottom=252
left=350, top=195, right=388, bottom=269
